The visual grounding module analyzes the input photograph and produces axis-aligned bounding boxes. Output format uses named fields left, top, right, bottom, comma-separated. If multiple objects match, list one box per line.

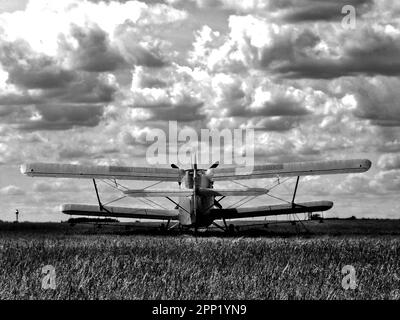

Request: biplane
left=20, top=158, right=371, bottom=232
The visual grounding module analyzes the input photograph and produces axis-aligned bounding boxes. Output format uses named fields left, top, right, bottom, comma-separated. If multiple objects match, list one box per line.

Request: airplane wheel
left=228, top=224, right=235, bottom=233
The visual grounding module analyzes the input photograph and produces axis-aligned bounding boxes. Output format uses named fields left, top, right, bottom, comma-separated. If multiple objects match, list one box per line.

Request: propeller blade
left=209, top=161, right=219, bottom=169
left=214, top=200, right=222, bottom=209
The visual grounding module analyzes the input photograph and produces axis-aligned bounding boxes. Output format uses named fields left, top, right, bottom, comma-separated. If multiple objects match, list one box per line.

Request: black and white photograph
left=0, top=0, right=399, bottom=308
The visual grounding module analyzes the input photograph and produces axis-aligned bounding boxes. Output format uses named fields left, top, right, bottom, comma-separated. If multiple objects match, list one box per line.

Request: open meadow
left=0, top=219, right=399, bottom=300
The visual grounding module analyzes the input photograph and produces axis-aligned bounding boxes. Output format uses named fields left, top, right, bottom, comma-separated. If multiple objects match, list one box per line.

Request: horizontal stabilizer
left=61, top=204, right=179, bottom=220
left=122, top=188, right=269, bottom=197
left=210, top=201, right=333, bottom=220
left=123, top=189, right=193, bottom=197
left=198, top=188, right=269, bottom=197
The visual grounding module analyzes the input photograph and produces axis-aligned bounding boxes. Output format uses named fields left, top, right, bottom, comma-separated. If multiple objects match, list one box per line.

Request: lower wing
left=61, top=204, right=179, bottom=220
left=209, top=201, right=333, bottom=220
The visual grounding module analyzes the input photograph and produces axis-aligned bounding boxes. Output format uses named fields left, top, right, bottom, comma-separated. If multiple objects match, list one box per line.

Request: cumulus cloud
left=0, top=0, right=399, bottom=220
left=275, top=22, right=400, bottom=79
left=127, top=64, right=208, bottom=122
left=61, top=24, right=127, bottom=72
left=18, top=104, right=105, bottom=131
left=0, top=0, right=187, bottom=133
left=348, top=77, right=400, bottom=127
left=0, top=39, right=75, bottom=90
left=33, top=180, right=82, bottom=193
left=0, top=36, right=118, bottom=130
left=183, top=0, right=373, bottom=22
left=371, top=170, right=400, bottom=192
left=378, top=154, right=400, bottom=171
left=0, top=185, right=25, bottom=195
left=189, top=11, right=400, bottom=80
left=333, top=173, right=379, bottom=195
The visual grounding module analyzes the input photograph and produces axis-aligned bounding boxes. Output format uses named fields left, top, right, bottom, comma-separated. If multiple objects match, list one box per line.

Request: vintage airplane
left=20, top=158, right=371, bottom=232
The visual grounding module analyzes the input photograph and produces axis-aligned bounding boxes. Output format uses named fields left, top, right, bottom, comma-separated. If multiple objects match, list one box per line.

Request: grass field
left=0, top=220, right=399, bottom=299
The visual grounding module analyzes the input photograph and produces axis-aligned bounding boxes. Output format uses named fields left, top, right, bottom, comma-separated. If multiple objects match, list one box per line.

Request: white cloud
left=0, top=185, right=25, bottom=195
left=0, top=0, right=187, bottom=56
left=378, top=154, right=400, bottom=171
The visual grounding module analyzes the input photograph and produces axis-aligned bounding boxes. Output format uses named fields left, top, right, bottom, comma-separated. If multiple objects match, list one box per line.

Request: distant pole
left=15, top=209, right=19, bottom=223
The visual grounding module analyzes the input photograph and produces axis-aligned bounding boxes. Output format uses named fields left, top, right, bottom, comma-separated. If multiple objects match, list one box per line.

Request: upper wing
left=21, top=163, right=180, bottom=181
left=61, top=204, right=179, bottom=220
left=213, top=159, right=371, bottom=181
left=210, top=201, right=333, bottom=220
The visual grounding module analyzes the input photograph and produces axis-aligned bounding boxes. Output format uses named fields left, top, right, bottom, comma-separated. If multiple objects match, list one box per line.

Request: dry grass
left=0, top=225, right=399, bottom=299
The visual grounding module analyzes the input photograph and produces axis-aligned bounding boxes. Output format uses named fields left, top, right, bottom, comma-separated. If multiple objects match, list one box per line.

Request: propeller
left=209, top=161, right=219, bottom=169
left=170, top=163, right=184, bottom=187
left=206, top=161, right=219, bottom=177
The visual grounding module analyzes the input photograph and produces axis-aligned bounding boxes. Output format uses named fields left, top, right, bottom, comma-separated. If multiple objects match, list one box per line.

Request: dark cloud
left=123, top=43, right=167, bottom=68
left=62, top=24, right=126, bottom=72
left=253, top=139, right=320, bottom=162
left=132, top=69, right=168, bottom=88
left=57, top=144, right=119, bottom=160
left=349, top=77, right=400, bottom=127
left=254, top=116, right=305, bottom=132
left=0, top=93, right=38, bottom=106
left=277, top=55, right=400, bottom=79
left=0, top=39, right=75, bottom=89
left=149, top=101, right=205, bottom=122
left=117, top=30, right=167, bottom=68
left=18, top=104, right=105, bottom=131
left=0, top=37, right=117, bottom=130
left=281, top=0, right=373, bottom=22
left=187, top=0, right=372, bottom=22
left=41, top=73, right=116, bottom=104
left=132, top=94, right=206, bottom=122
left=258, top=28, right=321, bottom=70
left=276, top=26, right=400, bottom=79
left=229, top=98, right=310, bottom=118
left=121, top=131, right=151, bottom=146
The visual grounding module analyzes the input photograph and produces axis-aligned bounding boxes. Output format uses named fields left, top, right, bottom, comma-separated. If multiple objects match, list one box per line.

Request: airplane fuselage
left=178, top=169, right=216, bottom=227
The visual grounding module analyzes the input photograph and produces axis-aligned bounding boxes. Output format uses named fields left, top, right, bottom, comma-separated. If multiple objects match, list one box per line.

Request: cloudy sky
left=0, top=0, right=399, bottom=222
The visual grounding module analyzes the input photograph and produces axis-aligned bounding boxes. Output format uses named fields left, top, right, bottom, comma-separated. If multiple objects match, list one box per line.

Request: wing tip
left=20, top=163, right=29, bottom=176
left=363, top=159, right=372, bottom=172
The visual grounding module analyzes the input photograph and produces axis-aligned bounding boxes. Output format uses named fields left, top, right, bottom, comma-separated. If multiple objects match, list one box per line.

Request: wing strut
left=291, top=176, right=300, bottom=208
left=165, top=196, right=190, bottom=214
left=92, top=179, right=111, bottom=214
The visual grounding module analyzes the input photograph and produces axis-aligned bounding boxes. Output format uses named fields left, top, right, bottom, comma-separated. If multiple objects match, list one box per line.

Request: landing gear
left=211, top=220, right=238, bottom=234
left=159, top=219, right=173, bottom=232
